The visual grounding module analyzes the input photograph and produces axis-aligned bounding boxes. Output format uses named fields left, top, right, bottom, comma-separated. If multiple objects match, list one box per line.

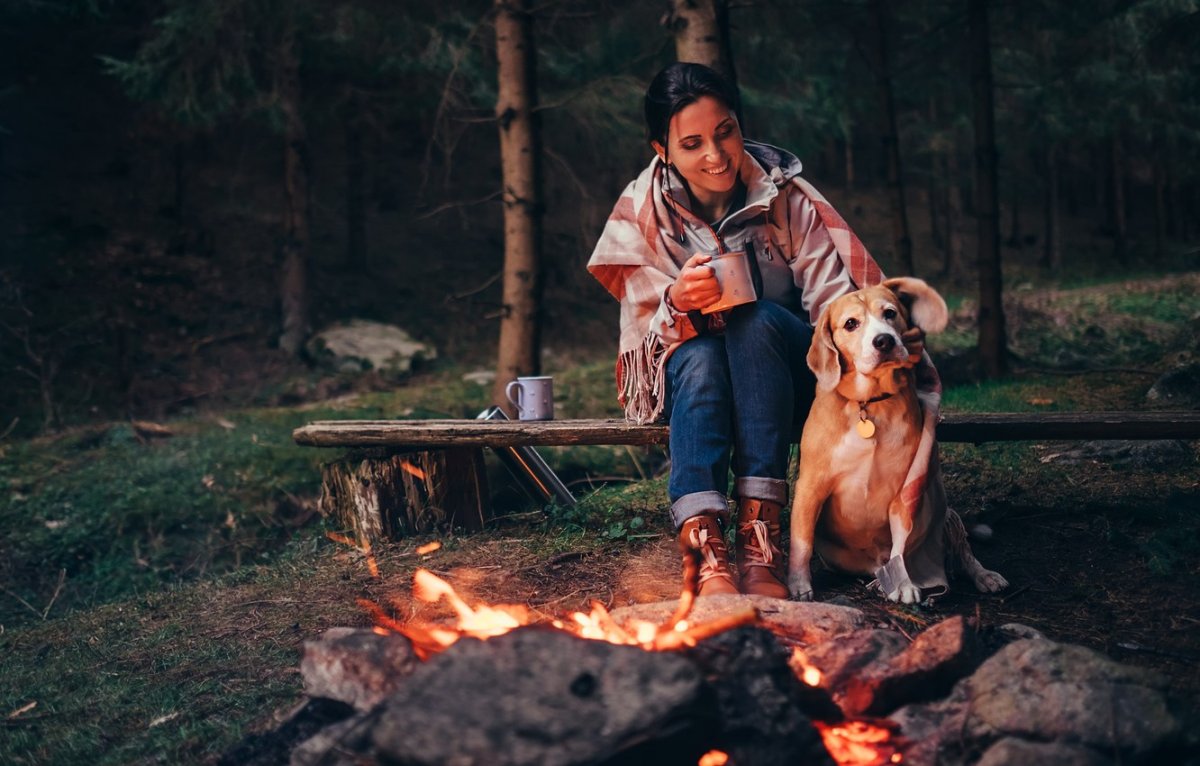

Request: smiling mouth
left=702, top=161, right=731, bottom=176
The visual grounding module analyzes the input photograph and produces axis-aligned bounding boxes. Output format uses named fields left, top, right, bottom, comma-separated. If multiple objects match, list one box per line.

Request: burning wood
left=815, top=720, right=904, bottom=766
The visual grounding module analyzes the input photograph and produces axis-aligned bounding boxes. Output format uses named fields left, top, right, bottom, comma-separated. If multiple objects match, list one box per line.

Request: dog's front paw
left=974, top=569, right=1009, bottom=593
left=788, top=573, right=814, bottom=601
left=887, top=581, right=922, bottom=604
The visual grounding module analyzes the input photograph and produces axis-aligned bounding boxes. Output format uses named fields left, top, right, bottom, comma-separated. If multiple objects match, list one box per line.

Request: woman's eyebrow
left=677, top=117, right=735, bottom=142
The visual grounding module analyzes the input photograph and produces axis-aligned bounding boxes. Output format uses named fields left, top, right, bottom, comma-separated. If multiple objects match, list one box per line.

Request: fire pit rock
left=368, top=627, right=708, bottom=765
left=300, top=627, right=419, bottom=711
left=890, top=638, right=1189, bottom=765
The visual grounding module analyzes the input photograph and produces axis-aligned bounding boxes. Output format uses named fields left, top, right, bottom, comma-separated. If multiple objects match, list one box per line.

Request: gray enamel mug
left=700, top=250, right=757, bottom=315
left=505, top=376, right=554, bottom=421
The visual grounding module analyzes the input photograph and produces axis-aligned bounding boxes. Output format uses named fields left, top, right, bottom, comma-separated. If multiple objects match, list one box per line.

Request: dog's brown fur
left=787, top=278, right=1007, bottom=603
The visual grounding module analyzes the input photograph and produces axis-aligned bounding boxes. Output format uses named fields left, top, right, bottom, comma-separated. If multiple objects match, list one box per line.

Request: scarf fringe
left=618, top=333, right=671, bottom=425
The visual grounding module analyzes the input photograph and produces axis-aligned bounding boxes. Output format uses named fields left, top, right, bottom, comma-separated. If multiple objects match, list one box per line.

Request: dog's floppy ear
left=807, top=303, right=842, bottom=391
left=881, top=277, right=949, bottom=334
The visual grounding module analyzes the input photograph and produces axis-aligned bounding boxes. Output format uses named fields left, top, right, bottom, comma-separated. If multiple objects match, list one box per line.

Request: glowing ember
left=398, top=459, right=427, bottom=480
left=698, top=750, right=729, bottom=766
left=816, top=721, right=903, bottom=766
left=415, top=541, right=441, bottom=555
left=789, top=647, right=823, bottom=687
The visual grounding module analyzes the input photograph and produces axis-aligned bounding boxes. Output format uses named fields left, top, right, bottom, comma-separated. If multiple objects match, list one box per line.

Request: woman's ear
left=650, top=140, right=667, bottom=164
left=806, top=305, right=842, bottom=391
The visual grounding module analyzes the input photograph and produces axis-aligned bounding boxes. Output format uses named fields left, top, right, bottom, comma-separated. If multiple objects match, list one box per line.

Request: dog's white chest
left=829, top=429, right=876, bottom=498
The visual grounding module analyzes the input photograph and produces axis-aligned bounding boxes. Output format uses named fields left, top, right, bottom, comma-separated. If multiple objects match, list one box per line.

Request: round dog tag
left=856, top=418, right=876, bottom=439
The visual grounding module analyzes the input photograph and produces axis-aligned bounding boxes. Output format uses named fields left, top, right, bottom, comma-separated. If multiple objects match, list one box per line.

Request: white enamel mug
left=505, top=376, right=554, bottom=421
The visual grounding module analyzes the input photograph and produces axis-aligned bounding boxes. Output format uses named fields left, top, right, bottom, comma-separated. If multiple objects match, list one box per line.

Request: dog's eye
left=883, top=308, right=897, bottom=320
left=843, top=318, right=859, bottom=331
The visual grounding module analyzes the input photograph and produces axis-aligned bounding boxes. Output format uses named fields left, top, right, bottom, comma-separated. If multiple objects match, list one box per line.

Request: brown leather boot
left=736, top=498, right=789, bottom=598
left=678, top=514, right=738, bottom=596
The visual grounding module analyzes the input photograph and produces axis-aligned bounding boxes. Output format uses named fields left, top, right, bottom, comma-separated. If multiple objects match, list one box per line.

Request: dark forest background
left=2, top=0, right=1199, bottom=437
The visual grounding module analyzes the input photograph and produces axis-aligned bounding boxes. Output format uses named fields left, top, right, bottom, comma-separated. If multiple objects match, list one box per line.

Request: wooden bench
left=294, top=411, right=1200, bottom=543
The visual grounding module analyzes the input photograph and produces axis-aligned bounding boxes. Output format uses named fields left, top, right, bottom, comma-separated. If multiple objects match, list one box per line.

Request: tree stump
left=319, top=448, right=489, bottom=542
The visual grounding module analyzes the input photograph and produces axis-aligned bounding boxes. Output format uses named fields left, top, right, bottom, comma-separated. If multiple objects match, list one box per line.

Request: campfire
left=249, top=535, right=1187, bottom=766
left=347, top=562, right=902, bottom=766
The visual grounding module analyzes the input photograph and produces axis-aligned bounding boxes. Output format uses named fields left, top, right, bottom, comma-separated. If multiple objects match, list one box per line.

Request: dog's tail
left=945, top=507, right=1009, bottom=592
left=944, top=507, right=979, bottom=575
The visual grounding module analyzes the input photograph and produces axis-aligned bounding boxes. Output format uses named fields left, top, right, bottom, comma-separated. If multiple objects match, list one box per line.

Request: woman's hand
left=669, top=253, right=721, bottom=312
left=901, top=326, right=926, bottom=365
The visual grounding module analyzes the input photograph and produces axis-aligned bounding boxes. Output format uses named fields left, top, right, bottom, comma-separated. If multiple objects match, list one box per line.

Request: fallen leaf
left=1027, top=397, right=1055, bottom=406
left=7, top=701, right=37, bottom=719
left=131, top=420, right=173, bottom=438
left=216, top=417, right=236, bottom=430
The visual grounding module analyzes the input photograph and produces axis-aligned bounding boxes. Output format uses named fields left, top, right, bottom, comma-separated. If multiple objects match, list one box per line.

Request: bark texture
left=318, top=448, right=489, bottom=542
left=663, top=0, right=738, bottom=91
left=278, top=27, right=311, bottom=356
left=969, top=0, right=1008, bottom=377
left=871, top=0, right=914, bottom=275
left=491, top=0, right=544, bottom=414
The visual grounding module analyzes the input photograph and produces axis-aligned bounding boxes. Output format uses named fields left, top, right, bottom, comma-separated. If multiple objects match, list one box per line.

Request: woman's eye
left=681, top=141, right=700, bottom=151
left=883, top=308, right=897, bottom=320
left=844, top=318, right=859, bottom=331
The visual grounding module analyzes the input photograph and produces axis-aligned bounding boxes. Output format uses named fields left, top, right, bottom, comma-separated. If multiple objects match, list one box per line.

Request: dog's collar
left=859, top=393, right=894, bottom=407
left=855, top=393, right=893, bottom=439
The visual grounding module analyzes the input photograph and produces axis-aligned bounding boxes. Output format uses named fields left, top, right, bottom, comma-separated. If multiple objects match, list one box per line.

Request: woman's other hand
left=901, top=326, right=926, bottom=365
left=669, top=253, right=721, bottom=312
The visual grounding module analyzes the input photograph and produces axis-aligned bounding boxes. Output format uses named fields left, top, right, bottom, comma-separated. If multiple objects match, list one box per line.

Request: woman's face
left=652, top=95, right=744, bottom=209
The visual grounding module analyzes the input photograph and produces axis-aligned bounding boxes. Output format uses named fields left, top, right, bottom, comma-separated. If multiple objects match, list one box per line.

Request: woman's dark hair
left=644, top=62, right=741, bottom=148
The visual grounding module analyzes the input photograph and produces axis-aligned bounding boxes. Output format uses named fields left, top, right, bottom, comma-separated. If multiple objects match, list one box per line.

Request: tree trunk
left=969, top=0, right=1007, bottom=378
left=319, top=448, right=490, bottom=543
left=1153, top=135, right=1166, bottom=260
left=1110, top=132, right=1127, bottom=265
left=1042, top=142, right=1061, bottom=273
left=492, top=0, right=544, bottom=414
left=1005, top=186, right=1021, bottom=248
left=843, top=122, right=856, bottom=193
left=870, top=0, right=914, bottom=275
left=927, top=98, right=946, bottom=257
left=943, top=131, right=963, bottom=278
left=663, top=0, right=738, bottom=92
left=278, top=30, right=310, bottom=356
left=345, top=91, right=368, bottom=272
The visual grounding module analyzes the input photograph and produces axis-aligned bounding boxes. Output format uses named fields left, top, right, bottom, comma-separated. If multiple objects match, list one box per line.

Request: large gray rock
left=1146, top=362, right=1200, bottom=409
left=370, top=628, right=708, bottom=766
left=976, top=737, right=1114, bottom=766
left=300, top=628, right=418, bottom=711
left=306, top=319, right=436, bottom=376
left=891, top=638, right=1185, bottom=765
left=842, top=615, right=982, bottom=716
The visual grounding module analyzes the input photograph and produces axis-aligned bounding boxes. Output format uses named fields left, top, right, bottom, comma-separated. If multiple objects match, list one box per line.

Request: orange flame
left=816, top=721, right=903, bottom=766
left=416, top=541, right=441, bottom=555
left=698, top=750, right=729, bottom=766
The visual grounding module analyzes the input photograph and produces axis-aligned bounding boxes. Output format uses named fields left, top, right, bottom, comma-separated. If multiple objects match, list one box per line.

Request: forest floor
left=1, top=273, right=1199, bottom=764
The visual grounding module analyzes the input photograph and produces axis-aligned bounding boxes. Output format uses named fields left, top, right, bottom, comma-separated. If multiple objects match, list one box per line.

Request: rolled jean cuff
left=670, top=491, right=729, bottom=530
left=734, top=476, right=788, bottom=505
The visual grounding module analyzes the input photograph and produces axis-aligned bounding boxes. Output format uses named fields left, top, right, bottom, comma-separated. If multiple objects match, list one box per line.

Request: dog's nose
left=873, top=334, right=896, bottom=352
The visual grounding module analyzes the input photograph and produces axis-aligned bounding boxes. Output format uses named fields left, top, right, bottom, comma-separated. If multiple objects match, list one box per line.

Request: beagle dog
left=787, top=277, right=1007, bottom=603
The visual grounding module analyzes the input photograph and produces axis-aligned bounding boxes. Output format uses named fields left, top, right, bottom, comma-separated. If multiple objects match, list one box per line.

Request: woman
left=587, top=62, right=908, bottom=597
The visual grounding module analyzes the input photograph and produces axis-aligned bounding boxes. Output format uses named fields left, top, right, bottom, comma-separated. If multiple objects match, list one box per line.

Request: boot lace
left=689, top=525, right=729, bottom=583
left=741, top=519, right=779, bottom=567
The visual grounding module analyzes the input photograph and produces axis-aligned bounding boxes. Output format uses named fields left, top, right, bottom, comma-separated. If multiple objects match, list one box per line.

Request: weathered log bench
left=293, top=411, right=1200, bottom=543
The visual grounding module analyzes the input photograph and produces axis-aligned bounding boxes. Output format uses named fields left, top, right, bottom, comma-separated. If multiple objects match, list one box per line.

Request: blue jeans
left=664, top=300, right=815, bottom=529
